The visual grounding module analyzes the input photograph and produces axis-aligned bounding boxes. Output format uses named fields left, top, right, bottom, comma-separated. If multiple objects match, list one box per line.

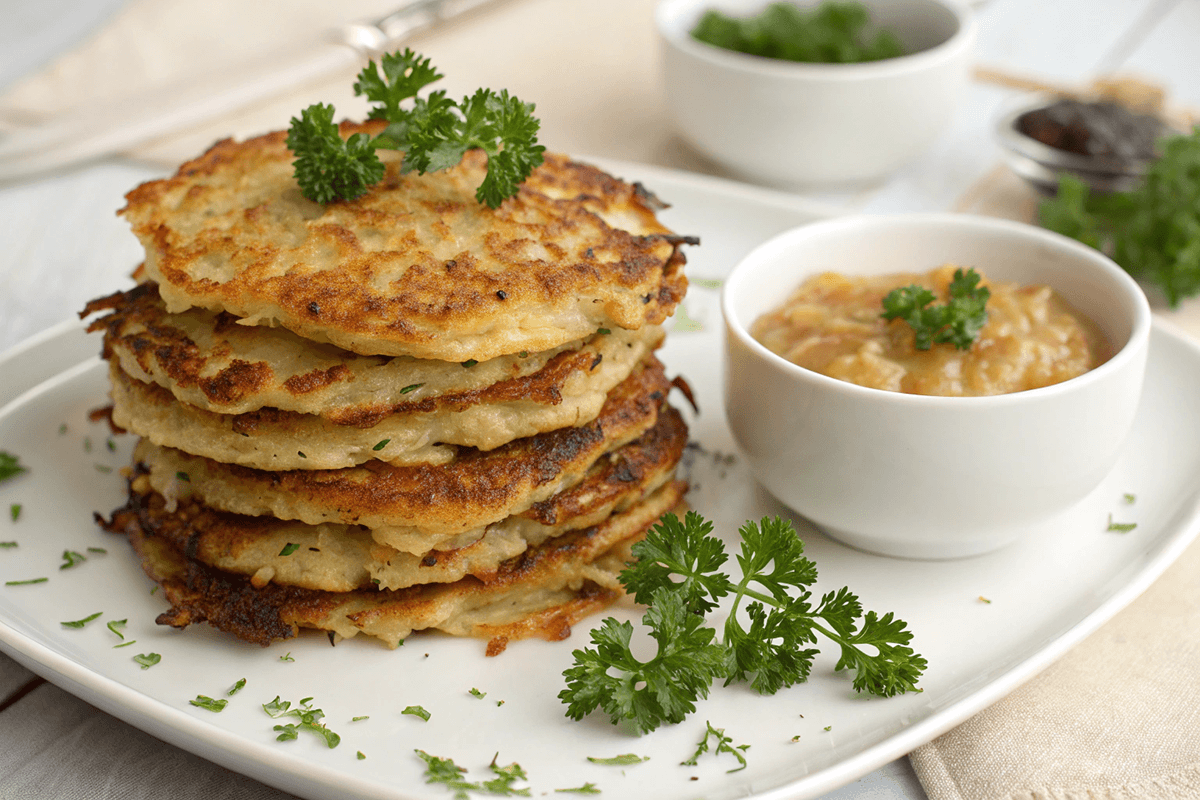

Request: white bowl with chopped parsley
left=656, top=0, right=976, bottom=187
left=722, top=214, right=1151, bottom=558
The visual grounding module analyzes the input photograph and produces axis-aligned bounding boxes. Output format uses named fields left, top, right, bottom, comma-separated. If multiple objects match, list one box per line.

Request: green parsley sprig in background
left=1040, top=128, right=1200, bottom=307
left=881, top=267, right=990, bottom=350
left=560, top=512, right=925, bottom=735
left=287, top=49, right=544, bottom=208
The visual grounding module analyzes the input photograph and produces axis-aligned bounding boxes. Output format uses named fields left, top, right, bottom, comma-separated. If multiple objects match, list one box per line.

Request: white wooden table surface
left=0, top=0, right=1197, bottom=798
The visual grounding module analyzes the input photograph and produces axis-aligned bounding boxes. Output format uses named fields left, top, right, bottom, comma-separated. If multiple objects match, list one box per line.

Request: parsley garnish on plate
left=403, top=705, right=431, bottom=722
left=0, top=451, right=26, bottom=483
left=586, top=754, right=649, bottom=766
left=560, top=512, right=925, bottom=734
left=263, top=696, right=341, bottom=748
left=288, top=49, right=544, bottom=208
left=134, top=653, right=161, bottom=670
left=682, top=721, right=749, bottom=773
left=190, top=695, right=228, bottom=713
left=881, top=268, right=990, bottom=350
left=415, top=750, right=530, bottom=798
left=61, top=612, right=103, bottom=628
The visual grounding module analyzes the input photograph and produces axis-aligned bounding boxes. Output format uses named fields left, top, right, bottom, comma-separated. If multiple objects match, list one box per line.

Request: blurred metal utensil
left=0, top=0, right=499, bottom=183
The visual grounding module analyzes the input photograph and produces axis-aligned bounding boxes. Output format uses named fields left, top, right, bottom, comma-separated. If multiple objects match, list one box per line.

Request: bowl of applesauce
left=722, top=214, right=1151, bottom=559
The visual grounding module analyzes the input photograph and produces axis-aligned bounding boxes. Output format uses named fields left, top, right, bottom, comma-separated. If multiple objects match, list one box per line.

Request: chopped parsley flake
left=672, top=304, right=704, bottom=333
left=229, top=678, right=247, bottom=696
left=414, top=750, right=530, bottom=798
left=681, top=721, right=748, bottom=773
left=106, top=438, right=116, bottom=452
left=0, top=451, right=27, bottom=482
left=279, top=543, right=300, bottom=556
left=469, top=688, right=486, bottom=699
left=586, top=754, right=648, bottom=766
left=351, top=715, right=369, bottom=722
left=9, top=504, right=21, bottom=522
left=6, top=577, right=47, bottom=586
left=461, top=360, right=478, bottom=368
left=87, top=546, right=107, bottom=554
left=824, top=725, right=832, bottom=731
left=297, top=451, right=307, bottom=459
left=280, top=652, right=295, bottom=662
left=94, top=464, right=113, bottom=474
left=1124, top=493, right=1137, bottom=504
left=596, top=328, right=611, bottom=335
left=61, top=612, right=103, bottom=628
left=358, top=751, right=366, bottom=760
left=134, top=653, right=162, bottom=669
left=175, top=471, right=190, bottom=482
left=1107, top=514, right=1137, bottom=533
left=0, top=541, right=16, bottom=548
left=190, top=695, right=228, bottom=712
left=264, top=696, right=341, bottom=748
left=59, top=550, right=87, bottom=569
left=555, top=784, right=600, bottom=795
left=372, top=439, right=391, bottom=451
left=58, top=424, right=68, bottom=435
left=978, top=596, right=992, bottom=604
left=403, top=705, right=431, bottom=721
left=113, top=640, right=136, bottom=649
left=690, top=277, right=723, bottom=289
left=106, top=619, right=128, bottom=639
left=83, top=438, right=92, bottom=453
left=400, top=383, right=423, bottom=394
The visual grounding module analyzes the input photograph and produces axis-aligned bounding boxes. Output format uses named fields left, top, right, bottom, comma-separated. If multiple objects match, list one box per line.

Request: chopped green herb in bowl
left=691, top=1, right=906, bottom=63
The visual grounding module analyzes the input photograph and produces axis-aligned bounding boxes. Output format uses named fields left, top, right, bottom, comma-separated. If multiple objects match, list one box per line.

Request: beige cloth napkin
left=3, top=3, right=1200, bottom=799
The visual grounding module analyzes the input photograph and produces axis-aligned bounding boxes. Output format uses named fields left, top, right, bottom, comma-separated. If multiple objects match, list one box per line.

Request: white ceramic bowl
left=657, top=0, right=974, bottom=188
left=722, top=214, right=1152, bottom=559
left=656, top=0, right=977, bottom=187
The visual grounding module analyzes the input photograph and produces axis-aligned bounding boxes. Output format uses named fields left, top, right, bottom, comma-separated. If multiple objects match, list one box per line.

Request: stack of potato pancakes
left=86, top=127, right=694, bottom=654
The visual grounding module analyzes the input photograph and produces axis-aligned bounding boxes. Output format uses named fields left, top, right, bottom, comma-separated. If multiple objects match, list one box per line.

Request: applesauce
left=750, top=265, right=1112, bottom=396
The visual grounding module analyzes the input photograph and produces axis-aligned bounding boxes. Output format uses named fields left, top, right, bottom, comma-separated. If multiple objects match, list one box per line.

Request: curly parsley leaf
left=560, top=589, right=726, bottom=735
left=415, top=750, right=530, bottom=799
left=1041, top=129, right=1200, bottom=307
left=560, top=513, right=925, bottom=734
left=354, top=49, right=443, bottom=122
left=881, top=267, right=990, bottom=350
left=286, top=103, right=385, bottom=205
left=289, top=51, right=543, bottom=208
left=621, top=510, right=732, bottom=614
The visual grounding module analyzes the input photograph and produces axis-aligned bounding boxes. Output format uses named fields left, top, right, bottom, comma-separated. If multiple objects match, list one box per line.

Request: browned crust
left=122, top=405, right=687, bottom=588
left=99, top=477, right=686, bottom=649
left=120, top=130, right=693, bottom=361
left=131, top=356, right=673, bottom=533
left=87, top=283, right=657, bottom=424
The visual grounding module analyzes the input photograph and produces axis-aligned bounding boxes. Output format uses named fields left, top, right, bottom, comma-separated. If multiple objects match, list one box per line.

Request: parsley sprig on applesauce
left=560, top=512, right=925, bottom=735
left=880, top=267, right=990, bottom=350
left=287, top=49, right=544, bottom=207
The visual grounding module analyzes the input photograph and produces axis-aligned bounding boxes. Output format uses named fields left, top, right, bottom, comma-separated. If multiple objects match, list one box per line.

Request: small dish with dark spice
left=722, top=214, right=1151, bottom=559
left=995, top=90, right=1181, bottom=195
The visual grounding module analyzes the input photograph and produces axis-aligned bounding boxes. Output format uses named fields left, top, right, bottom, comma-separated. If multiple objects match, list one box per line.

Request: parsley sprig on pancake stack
left=83, top=52, right=696, bottom=653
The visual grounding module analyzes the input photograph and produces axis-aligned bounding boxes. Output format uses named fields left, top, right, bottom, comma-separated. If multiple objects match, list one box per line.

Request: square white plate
left=1, top=161, right=1198, bottom=800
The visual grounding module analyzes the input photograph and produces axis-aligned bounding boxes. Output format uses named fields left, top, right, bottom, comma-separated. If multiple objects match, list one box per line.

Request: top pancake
left=121, top=126, right=691, bottom=362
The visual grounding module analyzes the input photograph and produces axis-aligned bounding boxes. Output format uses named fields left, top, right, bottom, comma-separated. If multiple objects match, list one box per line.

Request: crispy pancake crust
left=132, top=361, right=675, bottom=540
left=101, top=478, right=686, bottom=650
left=84, top=283, right=662, bottom=419
left=108, top=352, right=669, bottom=471
left=128, top=405, right=686, bottom=589
left=121, top=129, right=692, bottom=362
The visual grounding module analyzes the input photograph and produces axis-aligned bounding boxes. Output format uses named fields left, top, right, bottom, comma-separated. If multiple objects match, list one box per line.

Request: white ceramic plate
left=1, top=163, right=1199, bottom=800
